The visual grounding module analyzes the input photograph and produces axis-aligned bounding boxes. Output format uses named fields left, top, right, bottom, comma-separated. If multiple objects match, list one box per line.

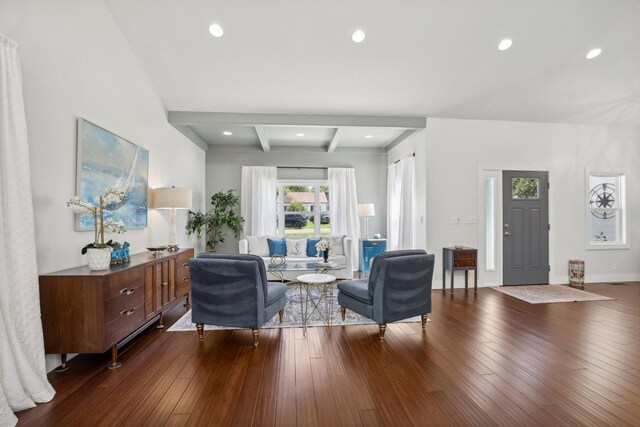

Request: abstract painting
left=76, top=119, right=149, bottom=230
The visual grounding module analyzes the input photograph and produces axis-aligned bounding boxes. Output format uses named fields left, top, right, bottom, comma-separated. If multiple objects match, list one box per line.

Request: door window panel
left=511, top=177, right=540, bottom=200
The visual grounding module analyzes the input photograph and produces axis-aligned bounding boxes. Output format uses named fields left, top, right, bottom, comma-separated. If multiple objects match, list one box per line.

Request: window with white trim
left=587, top=172, right=627, bottom=248
left=276, top=181, right=330, bottom=238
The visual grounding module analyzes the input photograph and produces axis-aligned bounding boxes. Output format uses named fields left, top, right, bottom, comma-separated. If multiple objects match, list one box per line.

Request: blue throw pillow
left=307, top=238, right=321, bottom=257
left=268, top=238, right=286, bottom=256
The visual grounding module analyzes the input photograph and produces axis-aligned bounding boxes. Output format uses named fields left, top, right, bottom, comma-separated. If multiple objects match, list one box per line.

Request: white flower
left=315, top=238, right=331, bottom=253
left=67, top=197, right=97, bottom=215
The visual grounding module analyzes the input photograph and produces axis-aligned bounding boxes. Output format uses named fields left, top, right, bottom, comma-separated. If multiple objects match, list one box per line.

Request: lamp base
left=167, top=245, right=179, bottom=252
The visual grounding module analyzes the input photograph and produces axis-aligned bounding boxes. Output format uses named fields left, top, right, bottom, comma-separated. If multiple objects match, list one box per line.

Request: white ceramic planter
left=87, top=247, right=112, bottom=270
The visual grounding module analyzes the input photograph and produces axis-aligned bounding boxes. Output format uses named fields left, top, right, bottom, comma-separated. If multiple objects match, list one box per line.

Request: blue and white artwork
left=76, top=119, right=149, bottom=230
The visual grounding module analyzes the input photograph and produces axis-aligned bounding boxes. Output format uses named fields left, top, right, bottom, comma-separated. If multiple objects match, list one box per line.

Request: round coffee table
left=296, top=273, right=336, bottom=336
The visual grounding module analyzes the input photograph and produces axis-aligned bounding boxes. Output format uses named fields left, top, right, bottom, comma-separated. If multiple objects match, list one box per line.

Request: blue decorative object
left=359, top=238, right=387, bottom=273
left=306, top=238, right=321, bottom=256
left=267, top=238, right=286, bottom=256
left=110, top=241, right=131, bottom=265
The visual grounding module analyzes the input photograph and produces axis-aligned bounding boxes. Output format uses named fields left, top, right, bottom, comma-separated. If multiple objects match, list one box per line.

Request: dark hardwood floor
left=17, top=282, right=640, bottom=426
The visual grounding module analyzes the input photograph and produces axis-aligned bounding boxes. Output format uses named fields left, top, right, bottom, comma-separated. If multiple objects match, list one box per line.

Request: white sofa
left=239, top=236, right=353, bottom=280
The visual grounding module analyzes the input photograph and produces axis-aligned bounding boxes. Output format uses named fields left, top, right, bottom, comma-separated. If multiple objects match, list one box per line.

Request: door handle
left=504, top=231, right=512, bottom=236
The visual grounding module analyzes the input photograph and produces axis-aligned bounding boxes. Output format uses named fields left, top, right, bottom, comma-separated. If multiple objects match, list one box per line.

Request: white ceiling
left=104, top=0, right=640, bottom=151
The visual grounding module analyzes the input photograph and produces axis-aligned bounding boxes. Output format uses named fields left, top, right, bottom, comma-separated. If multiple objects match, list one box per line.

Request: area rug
left=167, top=283, right=427, bottom=331
left=491, top=284, right=614, bottom=304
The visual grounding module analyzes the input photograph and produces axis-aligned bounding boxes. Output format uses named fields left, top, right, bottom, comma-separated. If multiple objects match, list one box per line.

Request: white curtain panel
left=328, top=168, right=360, bottom=271
left=0, top=33, right=55, bottom=426
left=240, top=166, right=277, bottom=236
left=387, top=157, right=415, bottom=250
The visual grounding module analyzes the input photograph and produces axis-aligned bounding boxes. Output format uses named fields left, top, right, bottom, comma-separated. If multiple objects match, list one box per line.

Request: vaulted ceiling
left=104, top=0, right=640, bottom=151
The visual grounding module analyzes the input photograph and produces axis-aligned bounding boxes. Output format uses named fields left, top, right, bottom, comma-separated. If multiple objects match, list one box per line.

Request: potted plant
left=67, top=187, right=127, bottom=270
left=185, top=189, right=244, bottom=252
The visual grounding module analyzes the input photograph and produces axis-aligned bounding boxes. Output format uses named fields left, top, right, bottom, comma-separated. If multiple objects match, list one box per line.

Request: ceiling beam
left=254, top=126, right=270, bottom=152
left=172, top=125, right=208, bottom=151
left=168, top=111, right=426, bottom=130
left=327, top=128, right=343, bottom=153
left=384, top=129, right=416, bottom=152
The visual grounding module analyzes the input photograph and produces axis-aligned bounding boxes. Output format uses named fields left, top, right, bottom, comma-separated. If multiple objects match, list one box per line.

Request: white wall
left=0, top=0, right=206, bottom=370
left=205, top=148, right=388, bottom=253
left=396, top=118, right=640, bottom=288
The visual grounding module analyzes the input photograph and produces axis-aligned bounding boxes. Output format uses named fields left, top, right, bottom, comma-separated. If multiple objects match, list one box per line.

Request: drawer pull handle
left=162, top=282, right=168, bottom=286
left=183, top=277, right=189, bottom=282
left=126, top=289, right=135, bottom=295
left=127, top=309, right=135, bottom=316
left=182, top=263, right=188, bottom=267
left=119, top=288, right=128, bottom=294
left=120, top=309, right=128, bottom=316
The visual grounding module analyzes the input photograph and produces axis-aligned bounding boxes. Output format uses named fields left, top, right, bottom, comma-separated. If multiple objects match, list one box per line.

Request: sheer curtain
left=0, top=33, right=55, bottom=426
left=328, top=168, right=360, bottom=271
left=240, top=166, right=277, bottom=236
left=387, top=156, right=415, bottom=250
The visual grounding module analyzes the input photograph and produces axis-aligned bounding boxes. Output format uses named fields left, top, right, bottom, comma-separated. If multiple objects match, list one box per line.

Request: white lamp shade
left=153, top=187, right=192, bottom=209
left=357, top=203, right=375, bottom=217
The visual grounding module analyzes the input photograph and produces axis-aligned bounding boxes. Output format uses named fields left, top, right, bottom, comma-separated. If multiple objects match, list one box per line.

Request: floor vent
left=610, top=282, right=629, bottom=285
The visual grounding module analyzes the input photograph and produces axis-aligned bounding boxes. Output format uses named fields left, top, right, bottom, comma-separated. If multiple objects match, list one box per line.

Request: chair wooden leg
left=252, top=329, right=260, bottom=348
left=378, top=324, right=387, bottom=341
left=196, top=324, right=204, bottom=342
left=421, top=314, right=428, bottom=329
left=279, top=309, right=284, bottom=323
left=340, top=306, right=346, bottom=321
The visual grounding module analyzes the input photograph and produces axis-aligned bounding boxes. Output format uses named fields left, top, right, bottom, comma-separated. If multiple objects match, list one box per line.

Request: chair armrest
left=239, top=239, right=249, bottom=254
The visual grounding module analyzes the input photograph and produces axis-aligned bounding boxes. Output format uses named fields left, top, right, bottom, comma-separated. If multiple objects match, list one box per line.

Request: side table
left=442, top=247, right=478, bottom=293
left=296, top=273, right=336, bottom=336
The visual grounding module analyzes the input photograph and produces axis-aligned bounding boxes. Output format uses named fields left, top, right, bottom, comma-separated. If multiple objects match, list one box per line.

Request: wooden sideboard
left=39, top=248, right=193, bottom=370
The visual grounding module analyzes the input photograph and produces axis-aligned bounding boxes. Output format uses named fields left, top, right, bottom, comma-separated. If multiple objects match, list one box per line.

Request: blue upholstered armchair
left=189, top=253, right=288, bottom=347
left=337, top=250, right=435, bottom=340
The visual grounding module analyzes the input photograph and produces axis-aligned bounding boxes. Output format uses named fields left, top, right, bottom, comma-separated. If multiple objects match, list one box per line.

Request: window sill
left=586, top=243, right=630, bottom=250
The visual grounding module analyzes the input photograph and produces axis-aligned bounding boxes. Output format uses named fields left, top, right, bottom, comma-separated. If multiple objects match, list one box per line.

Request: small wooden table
left=442, top=247, right=478, bottom=293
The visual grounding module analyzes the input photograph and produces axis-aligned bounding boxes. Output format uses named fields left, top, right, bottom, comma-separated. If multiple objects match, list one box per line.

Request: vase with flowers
left=67, top=187, right=127, bottom=270
left=315, top=238, right=333, bottom=263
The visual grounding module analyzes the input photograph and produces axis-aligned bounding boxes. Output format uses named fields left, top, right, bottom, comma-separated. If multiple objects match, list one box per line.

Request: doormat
left=167, top=283, right=427, bottom=331
left=491, top=284, right=614, bottom=304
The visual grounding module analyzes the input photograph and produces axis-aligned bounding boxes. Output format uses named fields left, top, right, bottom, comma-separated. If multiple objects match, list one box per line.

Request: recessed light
left=498, top=39, right=512, bottom=51
left=296, top=133, right=305, bottom=137
left=352, top=29, right=366, bottom=43
left=364, top=134, right=374, bottom=139
left=586, top=48, right=602, bottom=59
left=209, top=23, right=224, bottom=38
left=222, top=131, right=232, bottom=136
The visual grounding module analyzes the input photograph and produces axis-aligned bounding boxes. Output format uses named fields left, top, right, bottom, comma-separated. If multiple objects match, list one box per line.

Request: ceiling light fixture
left=498, top=39, right=512, bottom=51
left=352, top=29, right=366, bottom=43
left=586, top=48, right=602, bottom=59
left=222, top=131, right=232, bottom=136
left=296, top=133, right=305, bottom=137
left=209, top=23, right=224, bottom=38
left=364, top=134, right=374, bottom=139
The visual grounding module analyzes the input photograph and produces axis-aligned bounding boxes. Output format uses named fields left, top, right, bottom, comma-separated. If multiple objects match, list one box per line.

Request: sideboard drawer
left=104, top=303, right=144, bottom=347
left=453, top=250, right=476, bottom=259
left=454, top=259, right=477, bottom=268
left=104, top=266, right=145, bottom=301
left=104, top=284, right=144, bottom=323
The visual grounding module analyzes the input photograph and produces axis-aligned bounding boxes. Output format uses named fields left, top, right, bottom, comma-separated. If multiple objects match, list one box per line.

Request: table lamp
left=153, top=187, right=192, bottom=251
left=357, top=203, right=375, bottom=239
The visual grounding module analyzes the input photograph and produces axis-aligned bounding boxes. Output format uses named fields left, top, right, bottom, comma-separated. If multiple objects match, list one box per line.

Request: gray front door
left=503, top=171, right=549, bottom=285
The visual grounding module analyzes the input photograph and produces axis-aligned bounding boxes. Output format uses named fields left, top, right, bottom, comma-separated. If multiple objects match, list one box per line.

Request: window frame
left=585, top=170, right=629, bottom=250
left=276, top=179, right=329, bottom=238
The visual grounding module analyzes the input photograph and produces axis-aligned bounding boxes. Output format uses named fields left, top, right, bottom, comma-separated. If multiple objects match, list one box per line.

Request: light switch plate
left=450, top=216, right=460, bottom=224
left=465, top=216, right=478, bottom=224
